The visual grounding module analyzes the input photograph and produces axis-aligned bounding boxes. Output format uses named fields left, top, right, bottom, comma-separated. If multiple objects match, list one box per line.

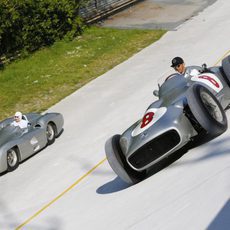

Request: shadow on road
left=174, top=136, right=230, bottom=167
left=97, top=144, right=189, bottom=194
left=0, top=199, right=19, bottom=230
left=207, top=199, right=230, bottom=230
left=0, top=198, right=64, bottom=230
left=98, top=133, right=230, bottom=193
left=97, top=176, right=130, bottom=194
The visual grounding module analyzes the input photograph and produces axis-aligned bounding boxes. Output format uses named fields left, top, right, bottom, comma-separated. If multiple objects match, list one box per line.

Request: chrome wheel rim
left=7, top=149, right=18, bottom=167
left=46, top=124, right=55, bottom=141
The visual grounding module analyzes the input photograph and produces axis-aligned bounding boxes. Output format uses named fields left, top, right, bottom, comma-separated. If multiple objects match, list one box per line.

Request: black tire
left=222, top=55, right=230, bottom=84
left=46, top=123, right=56, bottom=145
left=7, top=148, right=19, bottom=172
left=187, top=84, right=227, bottom=137
left=105, top=135, right=146, bottom=185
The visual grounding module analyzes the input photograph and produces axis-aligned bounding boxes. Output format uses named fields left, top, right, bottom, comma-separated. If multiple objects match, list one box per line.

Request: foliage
left=0, top=26, right=165, bottom=119
left=0, top=0, right=84, bottom=57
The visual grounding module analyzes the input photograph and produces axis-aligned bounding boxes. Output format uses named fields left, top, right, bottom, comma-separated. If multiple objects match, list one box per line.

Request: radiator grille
left=128, top=130, right=180, bottom=169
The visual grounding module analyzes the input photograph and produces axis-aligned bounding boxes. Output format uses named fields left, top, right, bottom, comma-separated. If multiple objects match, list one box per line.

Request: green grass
left=0, top=26, right=165, bottom=119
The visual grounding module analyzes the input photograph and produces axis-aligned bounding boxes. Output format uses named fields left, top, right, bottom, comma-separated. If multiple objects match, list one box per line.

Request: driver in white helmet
left=12, top=111, right=28, bottom=129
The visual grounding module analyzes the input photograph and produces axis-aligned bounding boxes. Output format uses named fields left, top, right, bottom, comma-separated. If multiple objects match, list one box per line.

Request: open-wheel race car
left=105, top=55, right=230, bottom=184
left=0, top=112, right=64, bottom=173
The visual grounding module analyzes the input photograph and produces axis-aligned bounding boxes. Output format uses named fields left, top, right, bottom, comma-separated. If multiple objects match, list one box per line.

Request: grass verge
left=0, top=26, right=165, bottom=119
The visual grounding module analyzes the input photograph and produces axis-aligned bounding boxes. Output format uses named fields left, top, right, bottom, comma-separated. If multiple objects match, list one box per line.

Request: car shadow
left=97, top=133, right=229, bottom=194
left=0, top=129, right=65, bottom=177
left=173, top=135, right=230, bottom=167
left=20, top=128, right=65, bottom=164
left=97, top=144, right=190, bottom=194
left=56, top=128, right=64, bottom=138
left=0, top=170, right=7, bottom=176
left=97, top=176, right=130, bottom=194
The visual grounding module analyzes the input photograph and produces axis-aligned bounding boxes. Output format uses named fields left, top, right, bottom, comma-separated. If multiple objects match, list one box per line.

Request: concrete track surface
left=100, top=0, right=217, bottom=30
left=1, top=0, right=230, bottom=229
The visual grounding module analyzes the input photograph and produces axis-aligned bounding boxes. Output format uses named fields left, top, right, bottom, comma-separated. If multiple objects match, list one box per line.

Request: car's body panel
left=119, top=65, right=230, bottom=171
left=0, top=112, right=64, bottom=173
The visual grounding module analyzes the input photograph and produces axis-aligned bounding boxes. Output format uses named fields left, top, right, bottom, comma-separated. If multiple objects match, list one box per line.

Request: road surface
left=0, top=0, right=229, bottom=229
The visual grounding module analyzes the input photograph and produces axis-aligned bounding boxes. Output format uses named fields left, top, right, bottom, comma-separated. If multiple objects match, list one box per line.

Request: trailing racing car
left=105, top=55, right=230, bottom=184
left=0, top=112, right=64, bottom=173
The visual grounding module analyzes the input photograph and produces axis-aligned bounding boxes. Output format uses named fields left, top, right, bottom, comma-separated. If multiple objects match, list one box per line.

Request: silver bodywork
left=119, top=65, right=230, bottom=172
left=0, top=112, right=64, bottom=173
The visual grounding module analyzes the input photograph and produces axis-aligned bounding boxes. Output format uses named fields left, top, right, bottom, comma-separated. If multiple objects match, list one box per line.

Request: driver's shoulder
left=184, top=66, right=202, bottom=78
left=186, top=65, right=202, bottom=72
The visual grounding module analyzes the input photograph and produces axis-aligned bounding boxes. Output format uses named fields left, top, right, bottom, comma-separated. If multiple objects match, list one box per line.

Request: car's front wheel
left=105, top=135, right=146, bottom=185
left=46, top=123, right=56, bottom=145
left=187, top=84, right=227, bottom=137
left=7, top=148, right=19, bottom=172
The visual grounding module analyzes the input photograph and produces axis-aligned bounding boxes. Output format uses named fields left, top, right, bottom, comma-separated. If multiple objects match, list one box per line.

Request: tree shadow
left=0, top=199, right=63, bottom=230
left=207, top=199, right=230, bottom=230
left=15, top=217, right=63, bottom=230
left=0, top=199, right=19, bottom=229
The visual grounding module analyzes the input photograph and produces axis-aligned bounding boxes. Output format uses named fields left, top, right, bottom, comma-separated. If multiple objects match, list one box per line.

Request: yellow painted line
left=16, top=157, right=107, bottom=230
left=214, top=50, right=230, bottom=66
left=15, top=49, right=230, bottom=230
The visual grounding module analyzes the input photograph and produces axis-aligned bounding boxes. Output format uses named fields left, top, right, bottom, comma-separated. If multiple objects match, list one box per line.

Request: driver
left=12, top=111, right=28, bottom=129
left=171, top=56, right=200, bottom=77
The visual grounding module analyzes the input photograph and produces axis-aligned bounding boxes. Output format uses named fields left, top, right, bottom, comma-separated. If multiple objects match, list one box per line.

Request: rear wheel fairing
left=187, top=84, right=227, bottom=137
left=191, top=73, right=223, bottom=93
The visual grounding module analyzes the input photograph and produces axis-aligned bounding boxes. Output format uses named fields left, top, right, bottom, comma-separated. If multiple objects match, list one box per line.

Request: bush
left=0, top=0, right=84, bottom=58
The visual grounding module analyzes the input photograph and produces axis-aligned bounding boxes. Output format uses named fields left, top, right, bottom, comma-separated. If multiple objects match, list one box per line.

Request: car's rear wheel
left=222, top=55, right=230, bottom=84
left=46, top=123, right=56, bottom=145
left=187, top=84, right=227, bottom=137
left=7, top=148, right=19, bottom=172
left=105, top=135, right=146, bottom=185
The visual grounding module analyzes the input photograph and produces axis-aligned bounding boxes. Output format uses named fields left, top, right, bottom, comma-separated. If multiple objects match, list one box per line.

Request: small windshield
left=156, top=69, right=176, bottom=88
left=0, top=124, right=24, bottom=145
left=1, top=124, right=23, bottom=134
left=158, top=73, right=188, bottom=98
left=156, top=65, right=202, bottom=88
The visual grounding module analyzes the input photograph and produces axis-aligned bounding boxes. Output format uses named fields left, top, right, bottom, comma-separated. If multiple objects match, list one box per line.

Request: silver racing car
left=0, top=112, right=64, bottom=173
left=105, top=55, right=230, bottom=184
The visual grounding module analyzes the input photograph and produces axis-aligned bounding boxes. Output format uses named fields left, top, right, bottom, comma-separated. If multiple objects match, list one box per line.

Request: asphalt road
left=0, top=0, right=230, bottom=229
left=100, top=0, right=217, bottom=30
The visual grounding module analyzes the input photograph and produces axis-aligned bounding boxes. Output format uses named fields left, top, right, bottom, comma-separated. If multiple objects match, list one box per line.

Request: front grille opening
left=128, top=130, right=180, bottom=169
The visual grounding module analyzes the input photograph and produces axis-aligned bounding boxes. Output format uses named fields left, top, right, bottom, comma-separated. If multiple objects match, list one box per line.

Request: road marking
left=214, top=50, right=230, bottom=65
left=15, top=50, right=230, bottom=229
left=16, top=157, right=107, bottom=230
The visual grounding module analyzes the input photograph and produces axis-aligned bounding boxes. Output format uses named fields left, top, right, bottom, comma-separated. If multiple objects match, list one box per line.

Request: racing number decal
left=191, top=73, right=223, bottom=93
left=131, top=107, right=167, bottom=137
left=141, top=112, right=155, bottom=128
left=198, top=75, right=219, bottom=88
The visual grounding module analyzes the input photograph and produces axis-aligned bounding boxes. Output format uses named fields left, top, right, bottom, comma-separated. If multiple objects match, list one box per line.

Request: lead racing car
left=105, top=55, right=230, bottom=184
left=0, top=112, right=64, bottom=173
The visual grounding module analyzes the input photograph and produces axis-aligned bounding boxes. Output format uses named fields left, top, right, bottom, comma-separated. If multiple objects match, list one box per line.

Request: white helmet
left=15, top=111, right=22, bottom=119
